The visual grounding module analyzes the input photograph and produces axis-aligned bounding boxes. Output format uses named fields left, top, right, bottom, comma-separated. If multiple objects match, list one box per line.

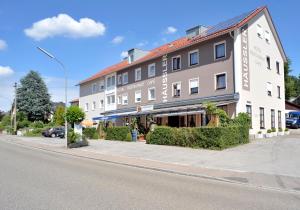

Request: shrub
left=267, top=129, right=272, bottom=133
left=24, top=128, right=44, bottom=137
left=30, top=121, right=44, bottom=128
left=271, top=127, right=276, bottom=132
left=105, top=126, right=131, bottom=141
left=232, top=113, right=251, bottom=127
left=126, top=132, right=132, bottom=141
left=278, top=127, right=283, bottom=132
left=285, top=128, right=289, bottom=131
left=17, top=119, right=30, bottom=129
left=258, top=131, right=262, bottom=134
left=147, top=125, right=249, bottom=150
left=83, top=127, right=98, bottom=139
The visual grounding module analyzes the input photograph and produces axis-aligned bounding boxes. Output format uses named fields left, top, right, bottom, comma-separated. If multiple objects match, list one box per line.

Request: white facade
left=234, top=10, right=286, bottom=134
left=104, top=73, right=117, bottom=112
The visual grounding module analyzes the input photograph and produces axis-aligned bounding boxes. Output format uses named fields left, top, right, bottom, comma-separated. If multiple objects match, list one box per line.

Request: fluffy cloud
left=0, top=39, right=7, bottom=50
left=0, top=66, right=14, bottom=77
left=24, top=14, right=106, bottom=41
left=112, top=36, right=124, bottom=44
left=164, top=26, right=177, bottom=34
left=136, top=41, right=148, bottom=47
left=120, top=51, right=128, bottom=59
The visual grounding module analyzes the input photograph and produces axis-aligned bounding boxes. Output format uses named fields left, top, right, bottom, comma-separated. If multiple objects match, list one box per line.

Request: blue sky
left=0, top=0, right=299, bottom=111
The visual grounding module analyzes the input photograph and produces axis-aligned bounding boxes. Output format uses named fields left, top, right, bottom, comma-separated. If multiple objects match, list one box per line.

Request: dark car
left=42, top=127, right=65, bottom=138
left=286, top=111, right=300, bottom=129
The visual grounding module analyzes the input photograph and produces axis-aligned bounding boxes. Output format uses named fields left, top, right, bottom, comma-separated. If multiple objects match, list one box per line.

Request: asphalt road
left=0, top=140, right=300, bottom=210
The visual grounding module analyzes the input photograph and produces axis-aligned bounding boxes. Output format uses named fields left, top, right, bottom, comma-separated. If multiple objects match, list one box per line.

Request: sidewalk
left=1, top=134, right=300, bottom=194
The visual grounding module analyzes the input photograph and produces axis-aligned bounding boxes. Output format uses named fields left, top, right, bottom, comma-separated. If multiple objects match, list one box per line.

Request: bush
left=105, top=126, right=131, bottom=141
left=267, top=129, right=272, bottom=133
left=83, top=127, right=98, bottom=139
left=24, top=128, right=44, bottom=137
left=271, top=127, right=276, bottom=132
left=30, top=121, right=44, bottom=128
left=147, top=125, right=249, bottom=150
left=17, top=119, right=30, bottom=129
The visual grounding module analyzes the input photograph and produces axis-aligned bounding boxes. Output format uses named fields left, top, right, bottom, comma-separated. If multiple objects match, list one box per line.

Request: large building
left=78, top=6, right=286, bottom=134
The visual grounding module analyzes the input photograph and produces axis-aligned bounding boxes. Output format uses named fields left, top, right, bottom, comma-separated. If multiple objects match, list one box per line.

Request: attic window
left=265, top=30, right=270, bottom=43
left=257, top=24, right=263, bottom=38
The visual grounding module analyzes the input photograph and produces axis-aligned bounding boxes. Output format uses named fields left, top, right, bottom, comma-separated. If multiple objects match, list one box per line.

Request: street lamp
left=37, top=47, right=68, bottom=148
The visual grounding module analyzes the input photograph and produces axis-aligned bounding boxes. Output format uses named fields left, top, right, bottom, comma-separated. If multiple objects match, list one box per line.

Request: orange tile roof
left=79, top=6, right=266, bottom=85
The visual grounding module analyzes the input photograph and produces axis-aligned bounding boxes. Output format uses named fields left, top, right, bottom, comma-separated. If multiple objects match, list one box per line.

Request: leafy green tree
left=53, top=105, right=65, bottom=126
left=17, top=71, right=51, bottom=122
left=284, top=58, right=299, bottom=100
left=65, top=106, right=85, bottom=126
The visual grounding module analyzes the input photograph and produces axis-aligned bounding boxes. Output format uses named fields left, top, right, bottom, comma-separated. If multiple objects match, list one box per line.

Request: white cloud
left=164, top=26, right=177, bottom=34
left=136, top=41, right=148, bottom=47
left=0, top=39, right=7, bottom=50
left=0, top=66, right=14, bottom=77
left=111, top=36, right=124, bottom=44
left=120, top=51, right=128, bottom=59
left=24, top=14, right=106, bottom=41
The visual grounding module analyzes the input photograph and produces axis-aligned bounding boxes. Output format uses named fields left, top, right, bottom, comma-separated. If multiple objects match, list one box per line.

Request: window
left=277, top=86, right=281, bottom=98
left=85, top=103, right=89, bottom=112
left=172, top=82, right=181, bottom=97
left=265, top=30, right=270, bottom=43
left=148, top=87, right=155, bottom=100
left=246, top=105, right=252, bottom=128
left=99, top=80, right=105, bottom=90
left=122, top=72, right=128, bottom=85
left=117, top=74, right=122, bottom=85
left=92, top=83, right=98, bottom=93
left=215, top=42, right=226, bottom=59
left=189, top=78, right=199, bottom=94
left=122, top=94, right=128, bottom=105
left=276, top=62, right=280, bottom=74
left=216, top=73, right=226, bottom=90
left=106, top=75, right=115, bottom=88
left=92, top=101, right=96, bottom=110
left=100, top=99, right=104, bottom=108
left=135, top=90, right=141, bottom=103
left=189, top=50, right=199, bottom=66
left=187, top=115, right=196, bottom=127
left=117, top=95, right=122, bottom=105
left=135, top=68, right=141, bottom=81
left=266, top=56, right=271, bottom=69
left=271, top=109, right=275, bottom=129
left=257, top=24, right=263, bottom=38
left=278, top=110, right=282, bottom=129
left=148, top=63, right=156, bottom=77
left=107, top=95, right=115, bottom=105
left=172, top=56, right=181, bottom=71
left=260, top=107, right=265, bottom=129
left=267, top=82, right=272, bottom=96
left=111, top=75, right=115, bottom=86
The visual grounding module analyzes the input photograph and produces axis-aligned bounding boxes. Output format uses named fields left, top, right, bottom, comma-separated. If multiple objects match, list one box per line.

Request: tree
left=17, top=71, right=51, bottom=122
left=284, top=58, right=299, bottom=100
left=53, top=105, right=65, bottom=126
left=65, top=106, right=85, bottom=126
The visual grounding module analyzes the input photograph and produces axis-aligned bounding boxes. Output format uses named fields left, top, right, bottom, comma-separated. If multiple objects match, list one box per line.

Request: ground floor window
left=187, top=115, right=196, bottom=127
left=271, top=109, right=275, bottom=129
left=260, top=107, right=265, bottom=129
left=278, top=110, right=282, bottom=129
left=246, top=105, right=252, bottom=128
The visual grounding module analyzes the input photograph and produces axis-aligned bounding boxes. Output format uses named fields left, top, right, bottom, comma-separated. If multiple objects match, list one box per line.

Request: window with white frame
left=100, top=99, right=104, bottom=108
left=265, top=30, right=270, bottom=43
left=135, top=68, right=141, bottom=81
left=172, top=82, right=181, bottom=97
left=277, top=86, right=281, bottom=98
left=276, top=61, right=280, bottom=74
left=107, top=95, right=115, bottom=105
left=99, top=80, right=105, bottom=90
left=216, top=73, right=226, bottom=90
left=148, top=63, right=156, bottom=78
left=122, top=72, right=128, bottom=84
left=85, top=103, right=89, bottom=112
left=215, top=42, right=226, bottom=60
left=111, top=75, right=115, bottom=86
left=267, top=82, right=272, bottom=96
left=106, top=75, right=115, bottom=88
left=117, top=95, right=122, bottom=104
left=92, top=83, right=98, bottom=93
left=122, top=94, right=128, bottom=105
left=189, top=50, right=199, bottom=66
left=135, top=90, right=141, bottom=103
left=92, top=101, right=96, bottom=110
left=148, top=87, right=155, bottom=100
left=189, top=78, right=199, bottom=94
left=117, top=74, right=122, bottom=85
left=257, top=24, right=263, bottom=38
left=172, top=56, right=181, bottom=71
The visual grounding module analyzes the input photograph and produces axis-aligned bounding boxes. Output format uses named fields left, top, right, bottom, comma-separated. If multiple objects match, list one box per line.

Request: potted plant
left=137, top=133, right=145, bottom=141
left=255, top=131, right=264, bottom=139
left=130, top=117, right=138, bottom=142
left=278, top=127, right=284, bottom=136
left=284, top=128, right=290, bottom=135
left=271, top=128, right=277, bottom=137
left=266, top=129, right=273, bottom=138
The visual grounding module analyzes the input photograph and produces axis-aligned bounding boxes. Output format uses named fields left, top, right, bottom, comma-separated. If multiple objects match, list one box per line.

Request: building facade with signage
left=78, top=6, right=286, bottom=133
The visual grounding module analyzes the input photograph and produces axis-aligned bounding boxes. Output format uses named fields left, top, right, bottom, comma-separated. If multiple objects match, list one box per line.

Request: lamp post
left=37, top=47, right=68, bottom=148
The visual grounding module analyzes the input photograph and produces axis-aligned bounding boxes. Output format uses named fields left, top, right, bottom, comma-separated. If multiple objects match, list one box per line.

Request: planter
left=138, top=135, right=145, bottom=142
left=272, top=132, right=278, bottom=137
left=278, top=132, right=284, bottom=136
left=68, top=140, right=89, bottom=148
left=255, top=134, right=264, bottom=139
left=265, top=133, right=273, bottom=138
left=285, top=131, right=290, bottom=135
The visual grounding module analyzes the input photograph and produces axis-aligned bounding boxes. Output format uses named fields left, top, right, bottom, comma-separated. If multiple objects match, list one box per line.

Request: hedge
left=105, top=126, right=131, bottom=141
left=83, top=127, right=99, bottom=139
left=146, top=125, right=249, bottom=150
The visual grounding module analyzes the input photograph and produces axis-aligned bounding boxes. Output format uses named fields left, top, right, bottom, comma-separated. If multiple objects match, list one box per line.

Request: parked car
left=286, top=111, right=300, bottom=128
left=42, top=127, right=65, bottom=138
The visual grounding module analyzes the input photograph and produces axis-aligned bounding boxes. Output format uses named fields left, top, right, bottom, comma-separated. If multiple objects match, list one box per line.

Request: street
left=0, top=139, right=300, bottom=210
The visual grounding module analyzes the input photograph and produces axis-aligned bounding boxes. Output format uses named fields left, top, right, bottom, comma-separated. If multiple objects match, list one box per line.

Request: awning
left=153, top=110, right=205, bottom=118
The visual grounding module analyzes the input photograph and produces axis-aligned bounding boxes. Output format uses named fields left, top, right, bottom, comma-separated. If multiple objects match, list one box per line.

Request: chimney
left=186, top=25, right=208, bottom=39
left=127, top=48, right=149, bottom=64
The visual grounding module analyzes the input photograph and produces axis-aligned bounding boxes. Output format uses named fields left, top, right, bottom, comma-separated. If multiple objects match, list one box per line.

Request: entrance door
left=168, top=116, right=179, bottom=127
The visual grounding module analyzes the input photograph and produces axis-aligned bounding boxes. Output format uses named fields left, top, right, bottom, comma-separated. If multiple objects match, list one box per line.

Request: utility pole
left=13, top=82, right=17, bottom=135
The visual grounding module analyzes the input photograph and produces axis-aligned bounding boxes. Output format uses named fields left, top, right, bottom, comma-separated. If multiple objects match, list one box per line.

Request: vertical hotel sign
left=161, top=55, right=168, bottom=103
left=241, top=24, right=250, bottom=91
